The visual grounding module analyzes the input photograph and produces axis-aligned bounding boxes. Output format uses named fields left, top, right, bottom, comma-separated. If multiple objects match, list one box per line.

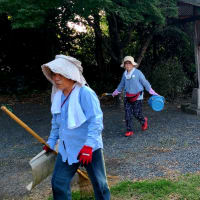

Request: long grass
left=48, top=173, right=200, bottom=200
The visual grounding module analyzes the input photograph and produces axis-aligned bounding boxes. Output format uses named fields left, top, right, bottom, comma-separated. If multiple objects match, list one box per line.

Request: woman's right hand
left=112, top=89, right=120, bottom=97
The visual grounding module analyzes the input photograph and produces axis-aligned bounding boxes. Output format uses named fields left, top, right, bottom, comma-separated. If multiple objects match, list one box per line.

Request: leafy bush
left=151, top=58, right=191, bottom=101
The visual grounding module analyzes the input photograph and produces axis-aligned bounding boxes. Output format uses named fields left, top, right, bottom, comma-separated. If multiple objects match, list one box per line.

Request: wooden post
left=194, top=6, right=200, bottom=109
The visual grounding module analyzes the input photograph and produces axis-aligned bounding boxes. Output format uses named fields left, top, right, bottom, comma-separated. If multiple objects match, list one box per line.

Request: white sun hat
left=41, top=54, right=86, bottom=85
left=120, top=56, right=138, bottom=68
left=41, top=54, right=87, bottom=101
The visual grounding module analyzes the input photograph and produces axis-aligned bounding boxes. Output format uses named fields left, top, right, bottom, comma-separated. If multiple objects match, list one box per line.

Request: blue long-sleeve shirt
left=117, top=69, right=151, bottom=100
left=47, top=86, right=103, bottom=165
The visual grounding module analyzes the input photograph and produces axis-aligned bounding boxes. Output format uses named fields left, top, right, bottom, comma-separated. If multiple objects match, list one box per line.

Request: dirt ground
left=1, top=94, right=200, bottom=200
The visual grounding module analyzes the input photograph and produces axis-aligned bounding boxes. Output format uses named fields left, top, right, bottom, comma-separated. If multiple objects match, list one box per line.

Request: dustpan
left=26, top=143, right=83, bottom=191
left=26, top=150, right=56, bottom=190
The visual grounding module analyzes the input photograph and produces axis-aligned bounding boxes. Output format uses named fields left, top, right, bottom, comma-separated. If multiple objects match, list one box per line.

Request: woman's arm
left=80, top=87, right=103, bottom=149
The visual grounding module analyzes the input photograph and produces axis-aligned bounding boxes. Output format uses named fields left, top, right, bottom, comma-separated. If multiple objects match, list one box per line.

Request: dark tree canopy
left=0, top=0, right=195, bottom=100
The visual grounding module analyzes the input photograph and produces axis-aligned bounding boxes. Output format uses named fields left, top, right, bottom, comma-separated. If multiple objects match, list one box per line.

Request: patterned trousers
left=124, top=98, right=145, bottom=132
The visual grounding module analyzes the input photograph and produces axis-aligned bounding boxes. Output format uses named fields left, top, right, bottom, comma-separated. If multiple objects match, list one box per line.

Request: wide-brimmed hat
left=41, top=55, right=87, bottom=102
left=120, top=56, right=138, bottom=68
left=41, top=55, right=86, bottom=86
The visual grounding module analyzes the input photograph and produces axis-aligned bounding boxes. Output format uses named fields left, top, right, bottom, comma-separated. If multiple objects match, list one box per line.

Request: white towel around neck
left=125, top=68, right=135, bottom=79
left=51, top=84, right=86, bottom=129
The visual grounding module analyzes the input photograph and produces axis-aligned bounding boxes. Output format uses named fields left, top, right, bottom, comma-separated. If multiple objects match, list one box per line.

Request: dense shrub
left=151, top=58, right=192, bottom=101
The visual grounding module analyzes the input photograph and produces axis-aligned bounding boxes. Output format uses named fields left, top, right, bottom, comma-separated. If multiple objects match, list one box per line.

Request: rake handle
left=1, top=106, right=89, bottom=180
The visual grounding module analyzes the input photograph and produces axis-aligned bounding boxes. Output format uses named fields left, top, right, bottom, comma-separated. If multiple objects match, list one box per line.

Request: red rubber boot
left=142, top=117, right=148, bottom=131
left=125, top=131, right=134, bottom=137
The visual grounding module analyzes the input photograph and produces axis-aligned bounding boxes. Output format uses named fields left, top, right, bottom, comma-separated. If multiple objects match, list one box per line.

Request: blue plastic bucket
left=148, top=95, right=165, bottom=111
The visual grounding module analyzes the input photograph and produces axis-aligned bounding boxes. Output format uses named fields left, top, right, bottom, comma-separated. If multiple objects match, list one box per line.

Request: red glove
left=78, top=145, right=93, bottom=165
left=43, top=145, right=52, bottom=152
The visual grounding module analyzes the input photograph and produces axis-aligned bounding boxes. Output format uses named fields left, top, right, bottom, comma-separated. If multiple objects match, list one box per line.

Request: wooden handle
left=1, top=106, right=89, bottom=180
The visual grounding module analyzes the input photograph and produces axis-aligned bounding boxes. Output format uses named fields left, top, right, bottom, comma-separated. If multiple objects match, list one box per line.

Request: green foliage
left=110, top=174, right=200, bottom=199
left=64, top=31, right=96, bottom=66
left=100, top=14, right=109, bottom=36
left=111, top=179, right=177, bottom=199
left=0, top=0, right=62, bottom=28
left=159, top=0, right=178, bottom=19
left=130, top=24, right=196, bottom=100
left=48, top=191, right=95, bottom=200
left=0, top=18, right=59, bottom=93
left=151, top=58, right=191, bottom=100
left=0, top=0, right=195, bottom=99
left=104, top=0, right=175, bottom=25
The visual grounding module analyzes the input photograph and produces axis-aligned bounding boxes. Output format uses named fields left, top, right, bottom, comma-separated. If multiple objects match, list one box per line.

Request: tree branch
left=120, top=24, right=135, bottom=49
left=137, top=34, right=153, bottom=68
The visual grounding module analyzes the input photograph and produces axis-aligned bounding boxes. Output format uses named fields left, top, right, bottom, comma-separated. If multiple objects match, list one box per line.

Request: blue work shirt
left=117, top=69, right=151, bottom=100
left=47, top=86, right=103, bottom=165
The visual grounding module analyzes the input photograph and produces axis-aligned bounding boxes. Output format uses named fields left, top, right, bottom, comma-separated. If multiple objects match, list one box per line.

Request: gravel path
left=0, top=98, right=200, bottom=199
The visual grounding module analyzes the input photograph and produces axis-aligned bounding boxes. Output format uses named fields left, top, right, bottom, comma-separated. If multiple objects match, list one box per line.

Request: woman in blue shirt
left=112, top=56, right=159, bottom=137
left=41, top=55, right=110, bottom=200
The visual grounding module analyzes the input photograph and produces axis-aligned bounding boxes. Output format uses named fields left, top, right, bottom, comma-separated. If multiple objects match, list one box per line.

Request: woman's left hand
left=149, top=88, right=159, bottom=96
left=78, top=145, right=93, bottom=165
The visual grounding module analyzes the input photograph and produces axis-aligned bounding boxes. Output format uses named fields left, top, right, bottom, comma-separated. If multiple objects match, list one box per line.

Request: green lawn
left=48, top=173, right=200, bottom=200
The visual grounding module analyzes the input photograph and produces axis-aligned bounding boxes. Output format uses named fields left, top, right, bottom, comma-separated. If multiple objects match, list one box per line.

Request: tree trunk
left=107, top=13, right=123, bottom=67
left=137, top=34, right=153, bottom=68
left=93, top=13, right=105, bottom=72
left=106, top=14, right=136, bottom=70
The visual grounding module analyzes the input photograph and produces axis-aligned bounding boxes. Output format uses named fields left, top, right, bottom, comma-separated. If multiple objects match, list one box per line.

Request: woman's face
left=51, top=72, right=74, bottom=91
left=124, top=61, right=134, bottom=72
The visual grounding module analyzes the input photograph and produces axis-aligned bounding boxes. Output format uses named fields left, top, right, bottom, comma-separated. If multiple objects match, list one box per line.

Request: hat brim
left=120, top=62, right=138, bottom=68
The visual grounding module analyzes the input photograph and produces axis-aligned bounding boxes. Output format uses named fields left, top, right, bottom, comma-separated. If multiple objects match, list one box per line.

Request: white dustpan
left=26, top=150, right=57, bottom=191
